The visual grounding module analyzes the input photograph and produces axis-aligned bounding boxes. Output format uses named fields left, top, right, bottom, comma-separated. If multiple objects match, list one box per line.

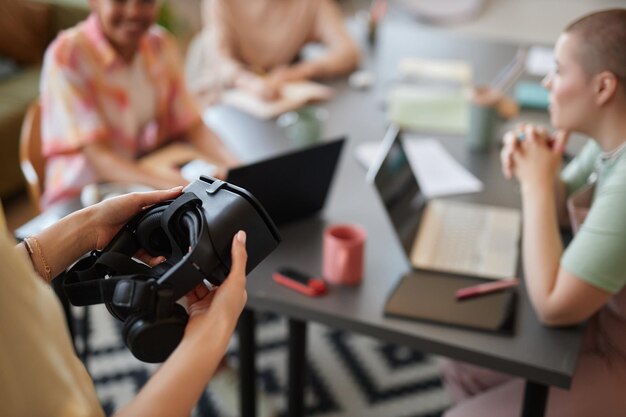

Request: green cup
left=467, top=102, right=496, bottom=152
left=277, top=106, right=327, bottom=146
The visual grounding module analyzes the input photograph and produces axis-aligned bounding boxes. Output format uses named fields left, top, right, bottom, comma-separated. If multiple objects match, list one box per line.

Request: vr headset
left=62, top=176, right=281, bottom=363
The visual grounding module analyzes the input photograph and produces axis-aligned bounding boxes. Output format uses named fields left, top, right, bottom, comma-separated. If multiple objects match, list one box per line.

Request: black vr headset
left=62, top=176, right=281, bottom=363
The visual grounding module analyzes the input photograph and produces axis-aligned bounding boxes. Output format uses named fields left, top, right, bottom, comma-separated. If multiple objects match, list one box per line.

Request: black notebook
left=384, top=271, right=517, bottom=334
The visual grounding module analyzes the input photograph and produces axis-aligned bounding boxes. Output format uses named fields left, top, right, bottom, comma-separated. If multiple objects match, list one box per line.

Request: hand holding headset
left=62, top=177, right=280, bottom=363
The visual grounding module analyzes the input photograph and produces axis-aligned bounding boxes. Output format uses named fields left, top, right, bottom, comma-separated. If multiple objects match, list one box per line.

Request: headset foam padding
left=135, top=207, right=172, bottom=257
left=122, top=304, right=188, bottom=363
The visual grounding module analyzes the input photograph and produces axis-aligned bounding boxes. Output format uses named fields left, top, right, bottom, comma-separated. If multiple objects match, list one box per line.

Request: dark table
left=203, top=14, right=584, bottom=417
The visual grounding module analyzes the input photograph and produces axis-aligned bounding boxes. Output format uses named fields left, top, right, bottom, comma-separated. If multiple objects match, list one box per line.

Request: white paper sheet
left=355, top=137, right=483, bottom=197
left=398, top=57, right=473, bottom=85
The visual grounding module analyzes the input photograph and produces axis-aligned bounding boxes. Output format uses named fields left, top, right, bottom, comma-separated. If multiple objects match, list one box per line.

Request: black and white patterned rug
left=77, top=305, right=451, bottom=417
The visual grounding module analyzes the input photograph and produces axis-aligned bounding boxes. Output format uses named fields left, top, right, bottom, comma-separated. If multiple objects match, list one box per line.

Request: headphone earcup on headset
left=104, top=275, right=151, bottom=322
left=122, top=304, right=188, bottom=363
left=135, top=207, right=172, bottom=257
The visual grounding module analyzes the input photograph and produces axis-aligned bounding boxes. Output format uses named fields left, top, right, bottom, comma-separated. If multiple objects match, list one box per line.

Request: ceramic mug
left=322, top=224, right=367, bottom=286
left=467, top=86, right=501, bottom=152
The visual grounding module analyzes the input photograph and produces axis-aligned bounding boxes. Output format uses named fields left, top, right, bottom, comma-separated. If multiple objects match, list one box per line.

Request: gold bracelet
left=24, top=237, right=52, bottom=282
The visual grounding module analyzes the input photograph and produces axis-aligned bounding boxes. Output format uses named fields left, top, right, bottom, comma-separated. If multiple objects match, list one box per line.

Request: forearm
left=309, top=0, right=360, bottom=79
left=186, top=121, right=238, bottom=167
left=290, top=47, right=359, bottom=80
left=85, top=144, right=185, bottom=189
left=113, top=318, right=235, bottom=417
left=520, top=182, right=564, bottom=317
left=554, top=178, right=571, bottom=228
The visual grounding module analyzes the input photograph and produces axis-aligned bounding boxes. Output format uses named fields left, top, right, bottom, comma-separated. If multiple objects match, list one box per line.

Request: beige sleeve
left=0, top=200, right=7, bottom=236
left=0, top=234, right=104, bottom=417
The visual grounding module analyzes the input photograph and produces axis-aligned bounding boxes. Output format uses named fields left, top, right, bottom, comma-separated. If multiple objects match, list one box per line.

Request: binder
left=384, top=270, right=517, bottom=334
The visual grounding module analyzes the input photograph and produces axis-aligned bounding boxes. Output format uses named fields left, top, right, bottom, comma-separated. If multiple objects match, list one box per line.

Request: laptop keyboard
left=411, top=199, right=520, bottom=279
left=432, top=205, right=488, bottom=270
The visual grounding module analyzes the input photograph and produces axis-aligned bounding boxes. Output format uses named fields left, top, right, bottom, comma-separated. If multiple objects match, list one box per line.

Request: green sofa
left=0, top=0, right=88, bottom=200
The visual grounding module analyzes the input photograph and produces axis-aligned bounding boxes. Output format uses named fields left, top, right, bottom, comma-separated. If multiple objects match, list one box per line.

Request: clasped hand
left=500, top=124, right=570, bottom=188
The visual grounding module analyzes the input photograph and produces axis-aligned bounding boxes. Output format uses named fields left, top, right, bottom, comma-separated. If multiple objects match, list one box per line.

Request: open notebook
left=221, top=80, right=333, bottom=119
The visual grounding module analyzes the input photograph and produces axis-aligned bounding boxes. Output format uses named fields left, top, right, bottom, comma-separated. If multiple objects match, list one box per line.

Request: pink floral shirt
left=40, top=14, right=200, bottom=208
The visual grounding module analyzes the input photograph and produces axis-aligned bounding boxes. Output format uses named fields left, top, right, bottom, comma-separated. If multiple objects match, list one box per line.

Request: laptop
left=367, top=126, right=521, bottom=280
left=226, top=138, right=345, bottom=225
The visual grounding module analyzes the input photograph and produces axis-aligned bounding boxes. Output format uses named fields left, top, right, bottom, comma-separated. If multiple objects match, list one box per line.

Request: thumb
left=552, top=129, right=571, bottom=154
left=228, top=230, right=248, bottom=284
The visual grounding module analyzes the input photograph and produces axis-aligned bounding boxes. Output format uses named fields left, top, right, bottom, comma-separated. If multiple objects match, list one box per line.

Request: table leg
left=288, top=318, right=307, bottom=417
left=239, top=308, right=256, bottom=417
left=521, top=381, right=548, bottom=417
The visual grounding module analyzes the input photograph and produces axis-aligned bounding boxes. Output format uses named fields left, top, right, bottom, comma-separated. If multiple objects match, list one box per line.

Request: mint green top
left=560, top=140, right=626, bottom=293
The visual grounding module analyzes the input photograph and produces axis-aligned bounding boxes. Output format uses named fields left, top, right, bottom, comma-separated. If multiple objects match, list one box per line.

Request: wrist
left=28, top=206, right=97, bottom=279
left=72, top=206, right=100, bottom=252
left=182, top=313, right=235, bottom=352
left=23, top=237, right=52, bottom=282
left=520, top=178, right=553, bottom=198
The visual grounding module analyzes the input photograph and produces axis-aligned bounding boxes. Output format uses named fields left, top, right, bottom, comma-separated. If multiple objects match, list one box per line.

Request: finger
left=185, top=283, right=211, bottom=305
left=132, top=249, right=165, bottom=267
left=185, top=292, right=199, bottom=305
left=500, top=149, right=510, bottom=178
left=194, top=283, right=210, bottom=300
left=536, top=126, right=549, bottom=140
left=146, top=256, right=166, bottom=267
left=502, top=130, right=517, bottom=147
left=511, top=148, right=522, bottom=166
left=115, top=187, right=183, bottom=213
left=501, top=132, right=520, bottom=179
left=226, top=231, right=248, bottom=287
left=212, top=167, right=228, bottom=180
left=187, top=291, right=217, bottom=315
left=552, top=129, right=571, bottom=154
left=525, top=125, right=540, bottom=144
left=500, top=148, right=514, bottom=179
left=506, top=149, right=517, bottom=179
left=136, top=186, right=184, bottom=208
left=515, top=122, right=527, bottom=133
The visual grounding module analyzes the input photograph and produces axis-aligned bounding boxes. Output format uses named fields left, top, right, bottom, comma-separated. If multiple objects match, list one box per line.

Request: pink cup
left=322, top=224, right=367, bottom=286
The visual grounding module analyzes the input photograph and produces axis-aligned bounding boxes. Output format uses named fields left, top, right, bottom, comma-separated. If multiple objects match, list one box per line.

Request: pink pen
left=455, top=279, right=519, bottom=301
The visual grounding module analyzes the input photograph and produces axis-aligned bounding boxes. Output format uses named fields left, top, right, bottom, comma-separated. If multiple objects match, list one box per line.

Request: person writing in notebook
left=189, top=0, right=360, bottom=102
left=440, top=9, right=626, bottom=416
left=0, top=188, right=249, bottom=417
left=40, top=0, right=238, bottom=209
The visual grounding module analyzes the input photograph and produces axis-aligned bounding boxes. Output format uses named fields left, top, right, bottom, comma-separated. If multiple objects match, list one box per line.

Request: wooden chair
left=18, top=99, right=89, bottom=358
left=19, top=99, right=45, bottom=213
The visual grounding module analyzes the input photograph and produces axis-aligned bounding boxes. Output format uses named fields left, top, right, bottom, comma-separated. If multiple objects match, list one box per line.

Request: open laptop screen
left=227, top=138, right=345, bottom=226
left=368, top=126, right=426, bottom=256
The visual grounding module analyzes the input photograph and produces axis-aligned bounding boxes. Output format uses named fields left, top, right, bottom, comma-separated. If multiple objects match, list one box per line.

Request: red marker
left=273, top=268, right=328, bottom=297
left=455, top=279, right=519, bottom=301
